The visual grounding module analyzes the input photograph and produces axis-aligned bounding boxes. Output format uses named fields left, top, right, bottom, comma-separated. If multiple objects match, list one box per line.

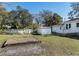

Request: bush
left=31, top=30, right=39, bottom=35
left=0, top=30, right=6, bottom=34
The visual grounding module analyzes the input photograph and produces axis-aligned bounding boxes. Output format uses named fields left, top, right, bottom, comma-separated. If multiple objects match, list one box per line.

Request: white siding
left=63, top=20, right=79, bottom=34
left=52, top=25, right=63, bottom=34
left=52, top=20, right=79, bottom=34
left=37, top=27, right=51, bottom=35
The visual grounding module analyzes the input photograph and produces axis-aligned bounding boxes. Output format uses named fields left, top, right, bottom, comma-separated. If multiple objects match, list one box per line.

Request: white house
left=37, top=18, right=79, bottom=35
left=52, top=18, right=79, bottom=35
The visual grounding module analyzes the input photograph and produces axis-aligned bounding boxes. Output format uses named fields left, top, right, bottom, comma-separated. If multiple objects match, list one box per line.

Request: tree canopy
left=39, top=10, right=62, bottom=26
left=0, top=3, right=63, bottom=30
left=68, top=2, right=79, bottom=19
left=0, top=4, right=33, bottom=29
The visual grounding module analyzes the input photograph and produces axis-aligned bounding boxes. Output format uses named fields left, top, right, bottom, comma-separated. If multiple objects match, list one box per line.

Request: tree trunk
left=51, top=26, right=53, bottom=34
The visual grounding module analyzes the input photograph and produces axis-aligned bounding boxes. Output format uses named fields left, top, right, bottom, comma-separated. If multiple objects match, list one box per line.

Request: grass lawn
left=0, top=35, right=11, bottom=47
left=0, top=34, right=32, bottom=47
left=34, top=35, right=79, bottom=56
left=0, top=34, right=79, bottom=55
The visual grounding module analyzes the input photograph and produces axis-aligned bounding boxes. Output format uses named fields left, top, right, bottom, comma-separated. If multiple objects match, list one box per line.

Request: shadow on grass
left=51, top=32, right=79, bottom=40
left=65, top=36, right=79, bottom=40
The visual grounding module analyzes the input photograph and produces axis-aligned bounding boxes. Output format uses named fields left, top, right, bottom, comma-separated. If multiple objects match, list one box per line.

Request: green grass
left=0, top=35, right=11, bottom=47
left=34, top=35, right=79, bottom=56
left=0, top=34, right=79, bottom=55
left=0, top=34, right=31, bottom=47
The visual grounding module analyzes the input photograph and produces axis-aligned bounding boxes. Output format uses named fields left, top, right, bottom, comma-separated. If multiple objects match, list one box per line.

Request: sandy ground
left=0, top=43, right=46, bottom=56
left=0, top=37, right=46, bottom=56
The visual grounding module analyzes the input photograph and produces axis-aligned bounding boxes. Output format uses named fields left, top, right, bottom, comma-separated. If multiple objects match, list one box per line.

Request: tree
left=39, top=10, right=62, bottom=26
left=0, top=4, right=33, bottom=30
left=16, top=6, right=33, bottom=29
left=0, top=3, right=8, bottom=29
left=39, top=10, right=62, bottom=33
left=68, top=2, right=79, bottom=19
left=8, top=6, right=33, bottom=29
left=8, top=10, right=17, bottom=29
left=39, top=10, right=52, bottom=26
left=53, top=13, right=62, bottom=25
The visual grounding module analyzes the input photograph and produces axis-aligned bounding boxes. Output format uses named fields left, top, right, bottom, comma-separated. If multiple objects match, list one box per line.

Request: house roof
left=65, top=18, right=79, bottom=22
left=62, top=18, right=79, bottom=24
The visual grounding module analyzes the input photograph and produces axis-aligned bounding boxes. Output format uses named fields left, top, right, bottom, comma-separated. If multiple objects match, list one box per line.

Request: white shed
left=37, top=27, right=51, bottom=35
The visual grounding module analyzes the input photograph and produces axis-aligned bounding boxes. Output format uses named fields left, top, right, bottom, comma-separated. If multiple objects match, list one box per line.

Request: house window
left=69, top=24, right=71, bottom=28
left=66, top=24, right=71, bottom=29
left=66, top=24, right=68, bottom=29
left=76, top=23, right=79, bottom=27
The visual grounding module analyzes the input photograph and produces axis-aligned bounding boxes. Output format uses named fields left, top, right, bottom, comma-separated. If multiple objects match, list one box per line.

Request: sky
left=4, top=2, right=71, bottom=21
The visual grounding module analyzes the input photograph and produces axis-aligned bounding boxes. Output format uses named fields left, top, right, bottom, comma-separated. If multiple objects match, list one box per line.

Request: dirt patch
left=0, top=37, right=47, bottom=56
left=0, top=43, right=47, bottom=56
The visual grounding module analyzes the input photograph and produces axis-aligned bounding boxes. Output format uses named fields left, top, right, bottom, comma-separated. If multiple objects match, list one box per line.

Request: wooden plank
left=4, top=38, right=41, bottom=47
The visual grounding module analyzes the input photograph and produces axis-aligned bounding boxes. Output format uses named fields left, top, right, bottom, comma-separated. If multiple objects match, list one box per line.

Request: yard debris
left=4, top=37, right=41, bottom=47
left=0, top=40, right=7, bottom=48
